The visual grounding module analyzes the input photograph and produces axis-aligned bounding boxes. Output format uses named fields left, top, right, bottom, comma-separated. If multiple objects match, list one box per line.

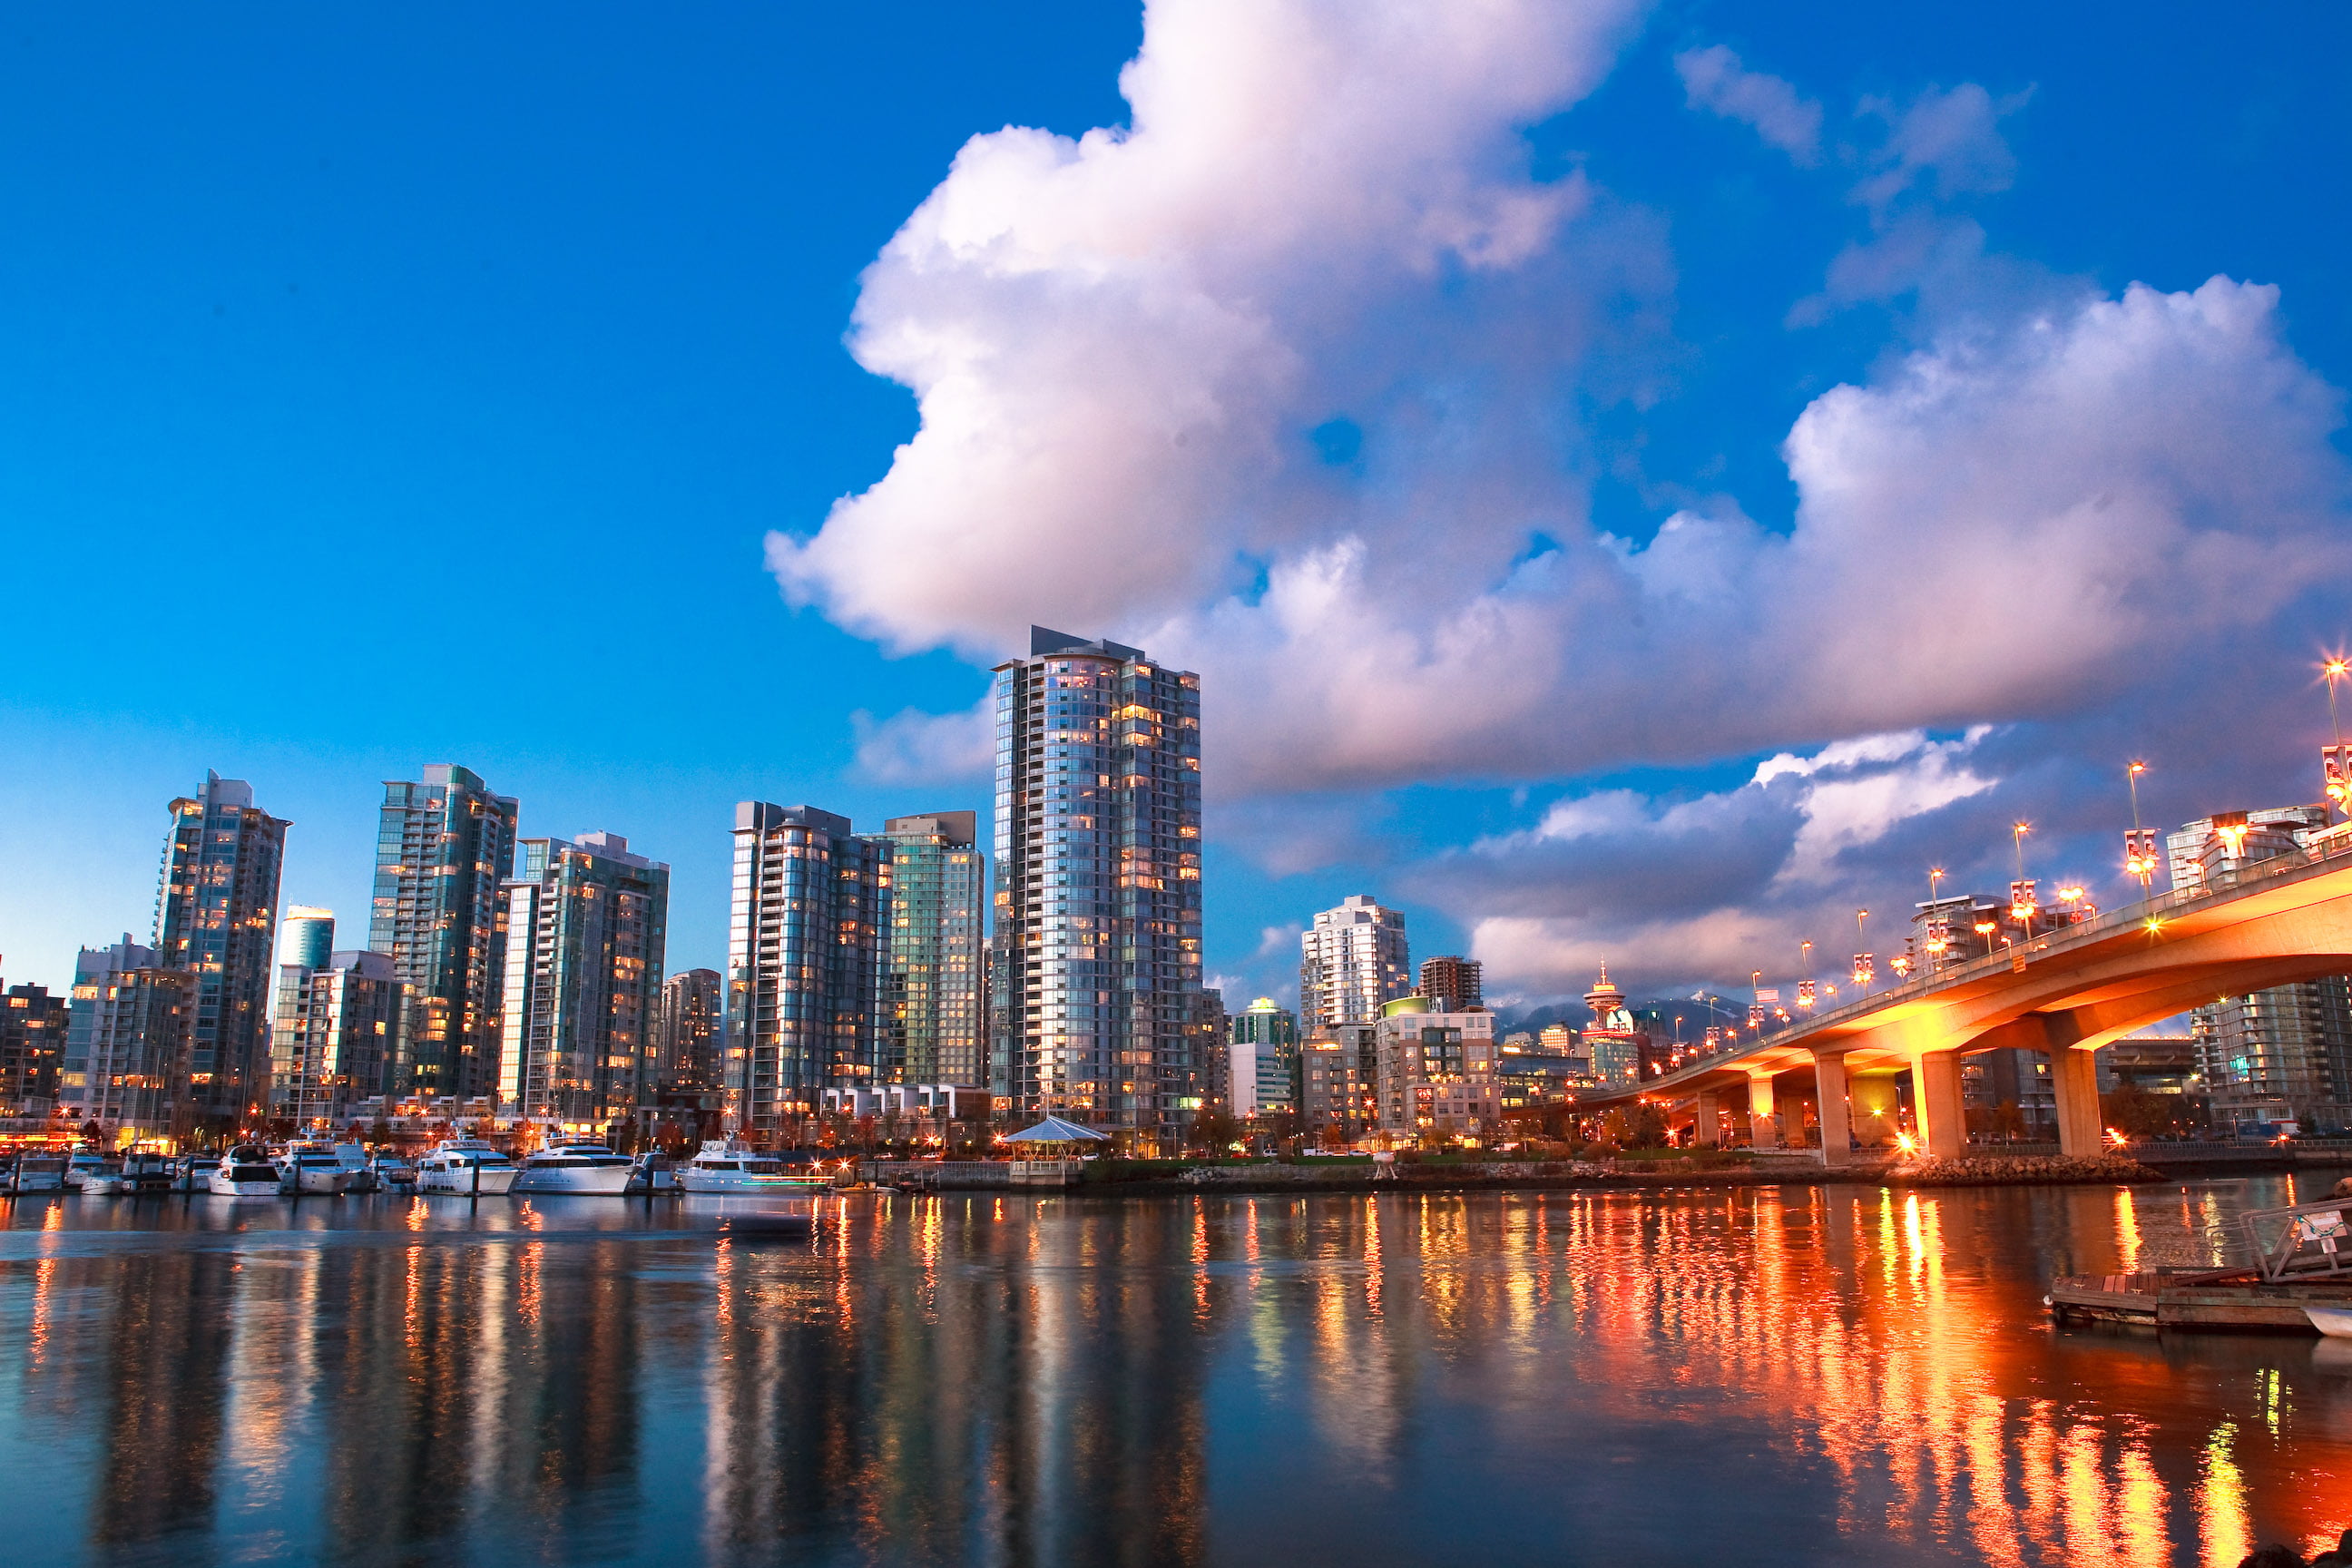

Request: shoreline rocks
left=1886, top=1152, right=2167, bottom=1186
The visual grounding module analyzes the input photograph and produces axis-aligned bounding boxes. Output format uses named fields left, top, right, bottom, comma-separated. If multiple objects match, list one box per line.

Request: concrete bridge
left=1578, top=834, right=2352, bottom=1163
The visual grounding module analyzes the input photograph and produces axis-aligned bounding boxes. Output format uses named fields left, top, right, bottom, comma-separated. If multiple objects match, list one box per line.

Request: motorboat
left=83, top=1148, right=176, bottom=1196
left=333, top=1143, right=380, bottom=1193
left=207, top=1145, right=285, bottom=1196
left=2310, top=1307, right=2352, bottom=1338
left=4, top=1152, right=69, bottom=1192
left=511, top=1139, right=634, bottom=1195
left=63, top=1151, right=113, bottom=1191
left=416, top=1139, right=518, bottom=1196
left=370, top=1151, right=417, bottom=1191
left=278, top=1140, right=356, bottom=1195
left=676, top=1138, right=829, bottom=1193
left=170, top=1153, right=211, bottom=1193
left=625, top=1150, right=677, bottom=1194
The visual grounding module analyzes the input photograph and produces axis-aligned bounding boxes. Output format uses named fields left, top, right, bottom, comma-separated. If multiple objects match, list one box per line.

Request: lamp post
left=2010, top=821, right=2037, bottom=938
left=1853, top=909, right=1872, bottom=995
left=2124, top=761, right=2158, bottom=897
left=2325, top=659, right=2350, bottom=821
left=1924, top=867, right=1950, bottom=973
left=1798, top=939, right=1816, bottom=1011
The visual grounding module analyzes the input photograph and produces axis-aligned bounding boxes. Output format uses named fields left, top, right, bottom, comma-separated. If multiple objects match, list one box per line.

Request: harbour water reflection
left=4, top=1179, right=2349, bottom=1566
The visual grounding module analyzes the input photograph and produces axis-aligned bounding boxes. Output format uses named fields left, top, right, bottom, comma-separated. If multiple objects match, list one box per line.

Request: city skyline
left=5, top=2, right=2350, bottom=1026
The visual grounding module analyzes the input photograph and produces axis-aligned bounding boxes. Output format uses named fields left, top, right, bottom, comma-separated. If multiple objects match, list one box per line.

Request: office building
left=371, top=766, right=518, bottom=1099
left=154, top=772, right=289, bottom=1121
left=499, top=832, right=671, bottom=1132
left=725, top=803, right=888, bottom=1138
left=270, top=951, right=409, bottom=1127
left=1418, top=955, right=1482, bottom=1014
left=1299, top=896, right=1411, bottom=1030
left=1496, top=1027, right=1592, bottom=1113
left=878, top=811, right=986, bottom=1087
left=989, top=628, right=1205, bottom=1145
left=655, top=967, right=723, bottom=1089
left=0, top=981, right=69, bottom=1116
left=60, top=938, right=196, bottom=1136
left=1301, top=1022, right=1377, bottom=1143
left=1373, top=996, right=1498, bottom=1135
left=1229, top=996, right=1299, bottom=1118
left=279, top=906, right=336, bottom=973
left=2167, top=808, right=2352, bottom=1131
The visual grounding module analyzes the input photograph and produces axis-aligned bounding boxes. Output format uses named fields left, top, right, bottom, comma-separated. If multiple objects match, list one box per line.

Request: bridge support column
left=1814, top=1053, right=1852, bottom=1169
left=2050, top=1047, right=2104, bottom=1159
left=1747, top=1073, right=1779, bottom=1150
left=1694, top=1090, right=1721, bottom=1147
left=1909, top=1050, right=1966, bottom=1160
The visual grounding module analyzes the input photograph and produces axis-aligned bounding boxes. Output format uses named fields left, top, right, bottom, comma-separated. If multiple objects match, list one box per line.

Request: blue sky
left=4, top=2, right=2347, bottom=1013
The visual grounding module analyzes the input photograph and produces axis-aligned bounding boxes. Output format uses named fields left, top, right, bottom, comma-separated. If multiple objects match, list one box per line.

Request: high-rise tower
left=878, top=811, right=986, bottom=1087
left=498, top=831, right=670, bottom=1133
left=724, top=803, right=887, bottom=1140
left=155, top=771, right=289, bottom=1121
left=1298, top=895, right=1410, bottom=1030
left=369, top=765, right=518, bottom=1100
left=990, top=627, right=1204, bottom=1144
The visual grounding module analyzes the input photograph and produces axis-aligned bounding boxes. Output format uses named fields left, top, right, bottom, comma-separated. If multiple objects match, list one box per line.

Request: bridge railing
left=1641, top=826, right=2352, bottom=1085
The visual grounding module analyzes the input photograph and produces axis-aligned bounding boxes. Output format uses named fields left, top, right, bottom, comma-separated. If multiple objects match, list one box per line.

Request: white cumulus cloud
left=1673, top=44, right=1823, bottom=163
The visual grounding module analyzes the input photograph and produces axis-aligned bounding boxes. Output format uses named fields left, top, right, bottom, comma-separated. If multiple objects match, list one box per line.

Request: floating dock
left=2051, top=1268, right=2352, bottom=1331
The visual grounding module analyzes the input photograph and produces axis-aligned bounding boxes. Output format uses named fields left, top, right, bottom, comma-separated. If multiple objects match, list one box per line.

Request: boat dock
left=2053, top=1191, right=2352, bottom=1332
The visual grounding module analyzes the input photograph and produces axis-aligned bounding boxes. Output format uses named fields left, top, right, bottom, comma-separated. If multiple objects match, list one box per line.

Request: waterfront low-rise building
left=271, top=950, right=411, bottom=1129
left=0, top=980, right=70, bottom=1117
left=1230, top=996, right=1299, bottom=1119
left=1300, top=1024, right=1377, bottom=1143
left=60, top=938, right=196, bottom=1138
left=1373, top=997, right=1496, bottom=1137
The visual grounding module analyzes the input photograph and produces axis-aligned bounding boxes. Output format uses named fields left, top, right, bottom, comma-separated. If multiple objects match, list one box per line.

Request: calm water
left=4, top=1179, right=2350, bottom=1567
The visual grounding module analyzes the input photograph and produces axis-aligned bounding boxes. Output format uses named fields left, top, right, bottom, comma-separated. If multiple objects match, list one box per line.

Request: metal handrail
left=1627, top=832, right=2352, bottom=1094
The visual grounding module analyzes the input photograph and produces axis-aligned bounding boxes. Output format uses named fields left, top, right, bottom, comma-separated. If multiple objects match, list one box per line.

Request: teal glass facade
left=368, top=765, right=518, bottom=1100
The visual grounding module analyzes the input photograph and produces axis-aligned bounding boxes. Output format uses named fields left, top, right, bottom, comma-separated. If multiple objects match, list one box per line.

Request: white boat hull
left=290, top=1169, right=355, bottom=1195
left=2308, top=1306, right=2352, bottom=1338
left=419, top=1165, right=518, bottom=1195
left=512, top=1166, right=633, bottom=1195
left=207, top=1174, right=281, bottom=1197
left=676, top=1170, right=828, bottom=1194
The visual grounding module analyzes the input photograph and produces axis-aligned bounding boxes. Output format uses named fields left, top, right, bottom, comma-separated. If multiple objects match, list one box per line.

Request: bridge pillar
left=1694, top=1090, right=1721, bottom=1147
left=1909, top=1050, right=1966, bottom=1160
left=1747, top=1073, right=1779, bottom=1150
left=1814, top=1053, right=1852, bottom=1169
left=2050, top=1046, right=2104, bottom=1159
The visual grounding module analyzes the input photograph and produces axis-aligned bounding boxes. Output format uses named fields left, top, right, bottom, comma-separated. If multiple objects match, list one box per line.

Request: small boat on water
left=63, top=1152, right=113, bottom=1191
left=4, top=1152, right=70, bottom=1192
left=207, top=1145, right=284, bottom=1197
left=512, top=1139, right=634, bottom=1196
left=370, top=1152, right=416, bottom=1191
left=83, top=1148, right=176, bottom=1196
left=416, top=1139, right=518, bottom=1195
left=625, top=1151, right=677, bottom=1194
left=676, top=1138, right=829, bottom=1194
left=2309, top=1307, right=2352, bottom=1338
left=279, top=1141, right=356, bottom=1195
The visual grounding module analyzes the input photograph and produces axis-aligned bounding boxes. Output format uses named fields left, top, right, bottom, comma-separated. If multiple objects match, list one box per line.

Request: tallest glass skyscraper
left=154, top=770, right=288, bottom=1122
left=990, top=627, right=1206, bottom=1146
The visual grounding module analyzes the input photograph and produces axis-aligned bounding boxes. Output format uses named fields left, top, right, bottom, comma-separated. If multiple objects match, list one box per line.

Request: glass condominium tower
left=724, top=802, right=887, bottom=1140
left=498, top=831, right=670, bottom=1132
left=369, top=765, right=519, bottom=1100
left=879, top=812, right=985, bottom=1087
left=155, top=771, right=289, bottom=1121
left=991, top=627, right=1204, bottom=1144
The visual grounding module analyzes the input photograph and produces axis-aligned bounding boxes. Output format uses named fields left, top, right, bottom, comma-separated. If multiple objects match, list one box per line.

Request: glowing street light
left=2009, top=822, right=2037, bottom=935
left=2325, top=657, right=2350, bottom=820
left=1798, top=939, right=1817, bottom=1010
left=2123, top=761, right=2159, bottom=895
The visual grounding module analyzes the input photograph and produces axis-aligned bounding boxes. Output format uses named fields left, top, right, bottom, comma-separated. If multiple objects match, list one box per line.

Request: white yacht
left=511, top=1139, right=633, bottom=1195
left=676, top=1138, right=828, bottom=1193
left=207, top=1145, right=284, bottom=1197
left=279, top=1140, right=356, bottom=1195
left=417, top=1139, right=518, bottom=1195
left=63, top=1151, right=113, bottom=1191
left=370, top=1151, right=417, bottom=1191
